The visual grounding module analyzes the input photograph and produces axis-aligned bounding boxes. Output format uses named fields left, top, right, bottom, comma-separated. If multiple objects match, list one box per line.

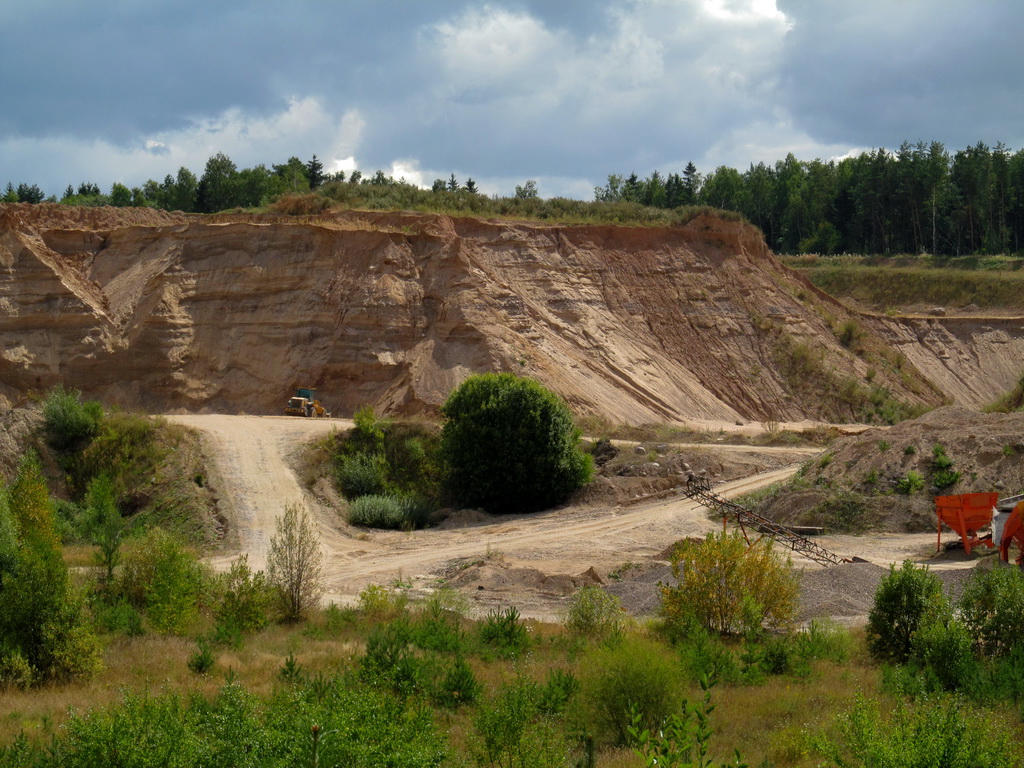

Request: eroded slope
left=0, top=203, right=1014, bottom=422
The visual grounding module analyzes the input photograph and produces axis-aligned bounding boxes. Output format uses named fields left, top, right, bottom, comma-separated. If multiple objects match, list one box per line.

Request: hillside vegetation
left=787, top=255, right=1024, bottom=313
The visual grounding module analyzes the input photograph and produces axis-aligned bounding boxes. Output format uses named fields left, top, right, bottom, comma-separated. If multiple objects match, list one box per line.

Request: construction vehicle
left=284, top=387, right=331, bottom=418
left=936, top=492, right=1024, bottom=564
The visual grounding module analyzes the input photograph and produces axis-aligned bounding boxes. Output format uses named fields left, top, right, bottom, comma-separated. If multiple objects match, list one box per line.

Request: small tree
left=661, top=531, right=798, bottom=636
left=267, top=504, right=324, bottom=621
left=83, top=475, right=123, bottom=583
left=440, top=374, right=592, bottom=515
left=866, top=560, right=943, bottom=662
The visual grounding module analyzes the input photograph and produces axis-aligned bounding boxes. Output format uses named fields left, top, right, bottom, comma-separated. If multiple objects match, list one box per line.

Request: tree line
left=5, top=140, right=1024, bottom=255
left=598, top=141, right=1024, bottom=256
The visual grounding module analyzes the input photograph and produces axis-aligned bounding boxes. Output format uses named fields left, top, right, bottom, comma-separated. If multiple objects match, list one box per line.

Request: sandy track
left=166, top=414, right=349, bottom=572
left=171, top=414, right=811, bottom=610
left=174, top=414, right=954, bottom=619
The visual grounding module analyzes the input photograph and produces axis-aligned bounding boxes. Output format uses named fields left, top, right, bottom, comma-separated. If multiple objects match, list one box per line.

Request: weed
left=877, top=439, right=890, bottom=451
left=895, top=471, right=925, bottom=495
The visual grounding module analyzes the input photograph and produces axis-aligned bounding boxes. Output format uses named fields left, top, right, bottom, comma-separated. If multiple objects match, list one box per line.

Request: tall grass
left=794, top=263, right=1024, bottom=311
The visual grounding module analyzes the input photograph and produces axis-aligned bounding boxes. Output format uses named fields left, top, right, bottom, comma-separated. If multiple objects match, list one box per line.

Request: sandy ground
left=172, top=414, right=979, bottom=622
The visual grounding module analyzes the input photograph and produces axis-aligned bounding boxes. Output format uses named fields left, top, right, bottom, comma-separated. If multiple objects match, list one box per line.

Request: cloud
left=776, top=0, right=1024, bottom=149
left=0, top=98, right=366, bottom=193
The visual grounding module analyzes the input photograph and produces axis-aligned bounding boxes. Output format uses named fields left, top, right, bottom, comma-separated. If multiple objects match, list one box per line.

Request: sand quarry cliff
left=1, top=202, right=1022, bottom=422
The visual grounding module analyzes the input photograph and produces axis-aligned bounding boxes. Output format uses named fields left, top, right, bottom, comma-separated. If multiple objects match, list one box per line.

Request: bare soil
left=174, top=414, right=989, bottom=625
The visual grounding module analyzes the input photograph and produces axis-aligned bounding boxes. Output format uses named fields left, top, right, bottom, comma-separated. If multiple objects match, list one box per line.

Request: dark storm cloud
left=776, top=0, right=1024, bottom=150
left=3, top=1, right=1022, bottom=198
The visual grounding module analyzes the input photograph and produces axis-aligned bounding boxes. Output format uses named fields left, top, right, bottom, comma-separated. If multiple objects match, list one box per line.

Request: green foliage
left=478, top=607, right=530, bottom=659
left=357, top=583, right=409, bottom=620
left=628, top=674, right=746, bottom=768
left=866, top=561, right=944, bottom=662
left=565, top=585, right=626, bottom=639
left=0, top=455, right=101, bottom=684
left=440, top=373, right=593, bottom=515
left=930, top=442, right=961, bottom=489
left=83, top=475, right=124, bottom=583
left=359, top=620, right=425, bottom=697
left=473, top=679, right=567, bottom=768
left=335, top=453, right=388, bottom=499
left=984, top=371, right=1024, bottom=412
left=92, top=599, right=145, bottom=637
left=959, top=565, right=1024, bottom=657
left=118, top=528, right=207, bottom=634
left=0, top=649, right=34, bottom=690
left=214, top=555, right=272, bottom=634
left=535, top=668, right=579, bottom=716
left=187, top=638, right=215, bottom=675
left=38, top=676, right=447, bottom=767
left=814, top=693, right=1018, bottom=768
left=575, top=636, right=679, bottom=746
left=332, top=412, right=442, bottom=519
left=68, top=411, right=169, bottom=512
left=267, top=505, right=324, bottom=622
left=346, top=493, right=430, bottom=530
left=434, top=655, right=481, bottom=708
left=42, top=384, right=102, bottom=451
left=910, top=610, right=977, bottom=692
left=661, top=532, right=798, bottom=636
left=895, top=470, right=925, bottom=494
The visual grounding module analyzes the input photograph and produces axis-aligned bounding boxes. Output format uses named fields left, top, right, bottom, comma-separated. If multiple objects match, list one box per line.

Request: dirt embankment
left=7, top=202, right=1016, bottom=425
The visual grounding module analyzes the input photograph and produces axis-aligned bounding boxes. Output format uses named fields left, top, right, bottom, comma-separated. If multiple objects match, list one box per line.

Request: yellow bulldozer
left=285, top=387, right=331, bottom=418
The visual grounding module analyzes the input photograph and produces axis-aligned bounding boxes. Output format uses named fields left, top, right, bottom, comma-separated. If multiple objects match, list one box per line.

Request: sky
left=2, top=0, right=1023, bottom=200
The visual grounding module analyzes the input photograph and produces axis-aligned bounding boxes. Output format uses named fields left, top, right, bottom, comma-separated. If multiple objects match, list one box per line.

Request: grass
left=4, top=592, right=1023, bottom=767
left=788, top=261, right=1024, bottom=311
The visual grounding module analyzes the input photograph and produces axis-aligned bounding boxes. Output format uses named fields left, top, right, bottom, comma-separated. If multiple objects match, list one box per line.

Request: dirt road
left=174, top=414, right=956, bottom=619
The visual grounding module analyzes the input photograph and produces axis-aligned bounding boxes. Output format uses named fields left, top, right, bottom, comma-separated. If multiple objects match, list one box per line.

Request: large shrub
left=866, top=560, right=944, bottom=662
left=42, top=384, right=102, bottom=451
left=0, top=454, right=101, bottom=683
left=118, top=528, right=208, bottom=634
left=660, top=531, right=799, bottom=636
left=440, top=373, right=593, bottom=514
left=959, top=565, right=1024, bottom=657
left=574, top=636, right=679, bottom=745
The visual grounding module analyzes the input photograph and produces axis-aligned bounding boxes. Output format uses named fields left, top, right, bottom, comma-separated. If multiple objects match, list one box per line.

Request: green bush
left=895, top=470, right=925, bottom=494
left=335, top=453, right=388, bottom=499
left=118, top=528, right=207, bottom=634
left=660, top=531, right=799, bottom=635
left=575, top=636, right=679, bottom=745
left=473, top=680, right=567, bottom=768
left=866, top=561, right=944, bottom=662
left=357, top=584, right=409, bottom=620
left=433, top=656, right=481, bottom=709
left=478, top=607, right=530, bottom=659
left=959, top=566, right=1024, bottom=657
left=565, top=584, right=626, bottom=638
left=814, top=693, right=1019, bottom=768
left=346, top=493, right=430, bottom=529
left=42, top=384, right=103, bottom=451
left=440, top=373, right=593, bottom=514
left=214, top=555, right=273, bottom=634
left=0, top=455, right=101, bottom=684
left=187, top=638, right=215, bottom=675
left=911, top=612, right=977, bottom=692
